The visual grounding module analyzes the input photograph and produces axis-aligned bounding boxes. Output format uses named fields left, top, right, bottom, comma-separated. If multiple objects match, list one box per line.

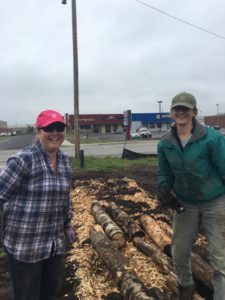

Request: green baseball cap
left=171, top=92, right=197, bottom=109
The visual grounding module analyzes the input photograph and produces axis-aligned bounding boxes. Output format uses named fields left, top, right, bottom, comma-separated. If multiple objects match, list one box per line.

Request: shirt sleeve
left=63, top=158, right=73, bottom=228
left=0, top=156, right=29, bottom=203
left=208, top=133, right=225, bottom=182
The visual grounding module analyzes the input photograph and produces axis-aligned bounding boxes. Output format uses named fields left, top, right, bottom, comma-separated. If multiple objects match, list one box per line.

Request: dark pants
left=7, top=252, right=63, bottom=300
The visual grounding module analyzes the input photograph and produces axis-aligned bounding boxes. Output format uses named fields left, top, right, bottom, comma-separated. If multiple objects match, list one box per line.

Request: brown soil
left=0, top=166, right=212, bottom=300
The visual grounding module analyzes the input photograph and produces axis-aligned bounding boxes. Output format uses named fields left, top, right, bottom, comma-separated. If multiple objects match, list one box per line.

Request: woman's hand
left=65, top=226, right=76, bottom=245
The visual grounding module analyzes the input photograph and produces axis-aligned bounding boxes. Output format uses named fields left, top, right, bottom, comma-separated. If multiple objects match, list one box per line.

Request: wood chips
left=66, top=178, right=171, bottom=299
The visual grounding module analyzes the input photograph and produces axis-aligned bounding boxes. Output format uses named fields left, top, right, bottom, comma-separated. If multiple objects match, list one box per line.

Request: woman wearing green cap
left=157, top=92, right=225, bottom=299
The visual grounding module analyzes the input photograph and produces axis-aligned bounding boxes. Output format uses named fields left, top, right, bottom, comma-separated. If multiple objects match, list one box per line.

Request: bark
left=140, top=215, right=171, bottom=249
left=148, top=287, right=170, bottom=300
left=108, top=202, right=144, bottom=240
left=89, top=227, right=126, bottom=281
left=90, top=227, right=155, bottom=299
left=119, top=271, right=154, bottom=300
left=91, top=202, right=126, bottom=248
left=140, top=215, right=213, bottom=290
left=133, top=237, right=178, bottom=296
left=191, top=252, right=213, bottom=289
left=133, top=237, right=174, bottom=274
left=133, top=237, right=205, bottom=300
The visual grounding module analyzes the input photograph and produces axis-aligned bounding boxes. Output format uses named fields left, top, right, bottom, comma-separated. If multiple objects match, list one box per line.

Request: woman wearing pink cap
left=0, top=110, right=75, bottom=300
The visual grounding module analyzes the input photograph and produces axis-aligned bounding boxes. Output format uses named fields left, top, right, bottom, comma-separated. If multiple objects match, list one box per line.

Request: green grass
left=0, top=136, right=9, bottom=142
left=71, top=156, right=158, bottom=172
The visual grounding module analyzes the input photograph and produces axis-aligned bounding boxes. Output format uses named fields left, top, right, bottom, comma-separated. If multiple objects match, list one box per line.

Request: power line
left=135, top=0, right=225, bottom=40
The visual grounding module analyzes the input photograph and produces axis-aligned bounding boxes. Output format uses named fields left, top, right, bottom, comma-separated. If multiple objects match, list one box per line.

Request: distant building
left=0, top=120, right=7, bottom=133
left=131, top=113, right=172, bottom=132
left=65, top=112, right=172, bottom=133
left=204, top=114, right=225, bottom=129
left=65, top=113, right=124, bottom=133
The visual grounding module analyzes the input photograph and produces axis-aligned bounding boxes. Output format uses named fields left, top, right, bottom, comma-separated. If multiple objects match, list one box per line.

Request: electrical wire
left=135, top=0, right=225, bottom=40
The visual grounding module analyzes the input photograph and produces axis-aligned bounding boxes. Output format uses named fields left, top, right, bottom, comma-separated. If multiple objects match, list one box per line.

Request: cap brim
left=39, top=120, right=67, bottom=127
left=171, top=102, right=194, bottom=109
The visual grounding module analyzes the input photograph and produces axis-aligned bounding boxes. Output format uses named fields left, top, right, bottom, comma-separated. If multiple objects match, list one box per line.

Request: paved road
left=62, top=139, right=158, bottom=157
left=0, top=134, right=36, bottom=150
left=0, top=134, right=159, bottom=169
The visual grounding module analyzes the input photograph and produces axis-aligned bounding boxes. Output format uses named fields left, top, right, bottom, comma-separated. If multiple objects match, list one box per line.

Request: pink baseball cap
left=35, top=110, right=66, bottom=128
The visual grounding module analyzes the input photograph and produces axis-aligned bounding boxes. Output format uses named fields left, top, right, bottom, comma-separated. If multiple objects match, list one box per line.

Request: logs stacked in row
left=90, top=202, right=212, bottom=299
left=90, top=202, right=155, bottom=300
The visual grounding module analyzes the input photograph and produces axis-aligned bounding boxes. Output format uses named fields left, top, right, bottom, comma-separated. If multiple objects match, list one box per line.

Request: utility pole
left=62, top=0, right=80, bottom=158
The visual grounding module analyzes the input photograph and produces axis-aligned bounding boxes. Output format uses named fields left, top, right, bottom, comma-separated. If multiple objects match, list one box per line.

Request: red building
left=65, top=113, right=124, bottom=133
left=204, top=115, right=225, bottom=129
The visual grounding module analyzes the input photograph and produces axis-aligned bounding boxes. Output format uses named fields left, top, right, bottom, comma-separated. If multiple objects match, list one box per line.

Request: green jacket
left=157, top=121, right=225, bottom=204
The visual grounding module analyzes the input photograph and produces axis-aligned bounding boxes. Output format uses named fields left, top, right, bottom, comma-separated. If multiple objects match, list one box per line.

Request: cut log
left=148, top=287, right=170, bottom=300
left=89, top=227, right=126, bottom=281
left=133, top=237, right=174, bottom=274
left=140, top=215, right=213, bottom=290
left=191, top=252, right=213, bottom=289
left=140, top=215, right=171, bottom=249
left=119, top=271, right=154, bottom=300
left=133, top=237, right=178, bottom=296
left=133, top=237, right=204, bottom=300
left=89, top=227, right=155, bottom=299
left=91, top=202, right=126, bottom=248
left=108, top=202, right=144, bottom=240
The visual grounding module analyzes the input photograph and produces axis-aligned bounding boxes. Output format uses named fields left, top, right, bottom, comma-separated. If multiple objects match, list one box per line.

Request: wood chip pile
left=66, top=177, right=209, bottom=300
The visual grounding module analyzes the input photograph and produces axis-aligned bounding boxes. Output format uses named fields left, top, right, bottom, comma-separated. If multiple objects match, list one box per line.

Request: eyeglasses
left=172, top=106, right=191, bottom=112
left=40, top=122, right=66, bottom=132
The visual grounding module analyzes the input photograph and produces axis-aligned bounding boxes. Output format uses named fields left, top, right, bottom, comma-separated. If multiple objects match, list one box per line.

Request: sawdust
left=67, top=177, right=172, bottom=299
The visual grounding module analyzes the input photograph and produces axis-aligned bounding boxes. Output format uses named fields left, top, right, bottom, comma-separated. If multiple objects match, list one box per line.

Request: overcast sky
left=1, top=0, right=225, bottom=126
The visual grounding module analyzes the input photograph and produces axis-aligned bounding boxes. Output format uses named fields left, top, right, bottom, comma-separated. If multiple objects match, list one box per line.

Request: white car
left=130, top=132, right=141, bottom=139
left=0, top=132, right=7, bottom=136
left=137, top=128, right=152, bottom=138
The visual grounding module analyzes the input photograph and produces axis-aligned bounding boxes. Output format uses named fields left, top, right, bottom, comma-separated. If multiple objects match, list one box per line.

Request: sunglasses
left=172, top=106, right=191, bottom=112
left=40, top=122, right=66, bottom=132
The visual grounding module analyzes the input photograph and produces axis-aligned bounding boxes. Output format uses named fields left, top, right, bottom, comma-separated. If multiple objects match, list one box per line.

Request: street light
left=62, top=0, right=80, bottom=159
left=157, top=100, right=163, bottom=133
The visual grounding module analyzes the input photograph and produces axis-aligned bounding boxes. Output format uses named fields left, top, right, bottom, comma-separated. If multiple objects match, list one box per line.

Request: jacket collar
left=162, top=120, right=207, bottom=145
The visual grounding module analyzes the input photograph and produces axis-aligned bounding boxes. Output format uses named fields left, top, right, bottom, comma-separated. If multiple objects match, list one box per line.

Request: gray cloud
left=1, top=0, right=225, bottom=126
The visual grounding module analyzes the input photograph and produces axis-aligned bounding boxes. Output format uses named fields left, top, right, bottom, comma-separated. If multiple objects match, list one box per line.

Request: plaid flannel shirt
left=0, top=141, right=72, bottom=263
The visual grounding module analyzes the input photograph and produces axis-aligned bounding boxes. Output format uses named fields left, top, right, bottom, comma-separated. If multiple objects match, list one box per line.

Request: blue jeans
left=7, top=252, right=63, bottom=300
left=171, top=195, right=225, bottom=300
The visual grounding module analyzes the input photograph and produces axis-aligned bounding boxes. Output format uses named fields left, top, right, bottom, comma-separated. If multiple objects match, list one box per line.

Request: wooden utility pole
left=62, top=0, right=80, bottom=158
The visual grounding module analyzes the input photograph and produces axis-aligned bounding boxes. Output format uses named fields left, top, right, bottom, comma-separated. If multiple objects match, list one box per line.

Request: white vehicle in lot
left=137, top=127, right=152, bottom=138
left=0, top=131, right=17, bottom=137
left=0, top=132, right=7, bottom=136
left=130, top=132, right=141, bottom=139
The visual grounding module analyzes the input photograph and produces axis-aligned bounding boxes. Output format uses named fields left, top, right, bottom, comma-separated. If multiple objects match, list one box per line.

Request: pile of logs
left=90, top=201, right=213, bottom=300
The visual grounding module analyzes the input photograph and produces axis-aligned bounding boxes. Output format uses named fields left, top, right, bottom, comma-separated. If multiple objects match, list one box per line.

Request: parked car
left=130, top=132, right=141, bottom=139
left=137, top=128, right=152, bottom=138
left=0, top=132, right=7, bottom=136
